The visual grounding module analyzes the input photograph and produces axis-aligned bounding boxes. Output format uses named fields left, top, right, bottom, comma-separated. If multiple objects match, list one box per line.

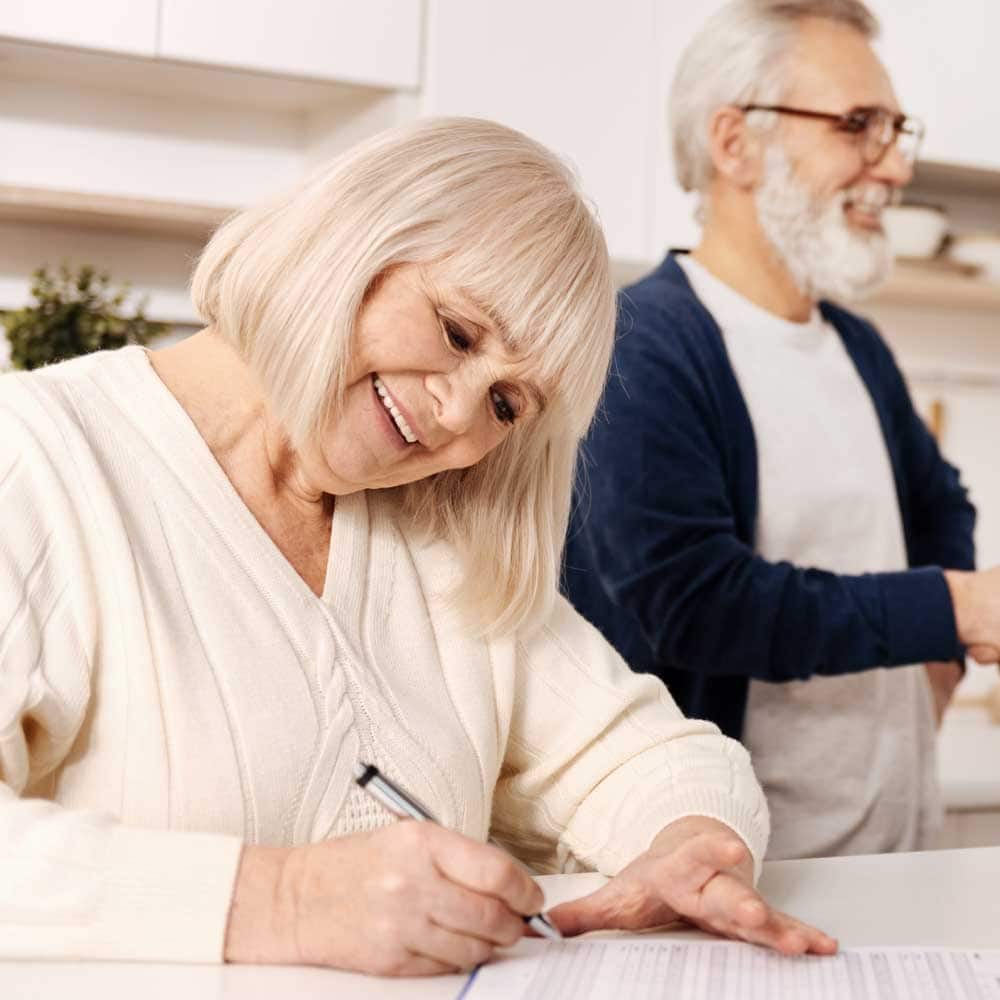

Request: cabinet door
left=159, top=0, right=421, bottom=90
left=911, top=383, right=1000, bottom=568
left=874, top=0, right=1000, bottom=169
left=420, top=0, right=660, bottom=264
left=0, top=0, right=156, bottom=56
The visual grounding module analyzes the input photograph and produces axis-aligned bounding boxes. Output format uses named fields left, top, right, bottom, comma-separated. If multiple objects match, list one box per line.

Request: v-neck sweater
left=0, top=347, right=768, bottom=964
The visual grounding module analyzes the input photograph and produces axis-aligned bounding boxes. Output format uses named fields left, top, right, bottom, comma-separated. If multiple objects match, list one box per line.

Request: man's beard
left=754, top=144, right=893, bottom=303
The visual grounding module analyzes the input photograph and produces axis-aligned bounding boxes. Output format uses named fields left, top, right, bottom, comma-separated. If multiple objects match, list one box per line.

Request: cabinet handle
left=927, top=398, right=946, bottom=442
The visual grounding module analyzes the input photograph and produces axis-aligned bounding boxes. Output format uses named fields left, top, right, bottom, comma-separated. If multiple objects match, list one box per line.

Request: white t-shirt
left=679, top=255, right=940, bottom=860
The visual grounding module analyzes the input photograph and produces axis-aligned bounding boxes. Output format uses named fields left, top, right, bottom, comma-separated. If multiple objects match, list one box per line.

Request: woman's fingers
left=658, top=831, right=749, bottom=901
left=546, top=883, right=628, bottom=937
left=412, top=921, right=496, bottom=972
left=428, top=881, right=527, bottom=947
left=697, top=871, right=768, bottom=928
left=549, top=832, right=748, bottom=937
left=697, top=874, right=838, bottom=955
left=427, top=826, right=543, bottom=918
left=388, top=952, right=462, bottom=977
left=734, top=908, right=838, bottom=956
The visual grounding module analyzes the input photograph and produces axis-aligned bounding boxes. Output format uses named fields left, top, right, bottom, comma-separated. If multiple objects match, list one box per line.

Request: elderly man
left=564, top=0, right=1000, bottom=861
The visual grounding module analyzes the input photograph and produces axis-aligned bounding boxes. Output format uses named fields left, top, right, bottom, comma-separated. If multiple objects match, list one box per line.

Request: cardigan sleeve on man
left=564, top=283, right=967, bottom=689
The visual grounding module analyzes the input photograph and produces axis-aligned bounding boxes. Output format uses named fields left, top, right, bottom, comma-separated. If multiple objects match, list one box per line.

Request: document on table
left=458, top=940, right=1000, bottom=1000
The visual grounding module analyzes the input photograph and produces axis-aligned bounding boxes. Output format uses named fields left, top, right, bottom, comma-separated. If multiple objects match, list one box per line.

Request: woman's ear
left=706, top=105, right=765, bottom=189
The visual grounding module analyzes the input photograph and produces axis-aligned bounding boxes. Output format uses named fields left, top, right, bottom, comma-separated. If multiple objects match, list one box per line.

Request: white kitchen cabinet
left=909, top=380, right=1000, bottom=569
left=159, top=0, right=422, bottom=91
left=874, top=0, right=1000, bottom=170
left=650, top=0, right=728, bottom=258
left=937, top=703, right=1000, bottom=849
left=0, top=0, right=157, bottom=57
left=420, top=0, right=660, bottom=264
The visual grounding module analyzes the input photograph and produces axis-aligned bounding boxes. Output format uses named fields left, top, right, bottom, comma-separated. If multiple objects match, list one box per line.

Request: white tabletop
left=3, top=847, right=998, bottom=999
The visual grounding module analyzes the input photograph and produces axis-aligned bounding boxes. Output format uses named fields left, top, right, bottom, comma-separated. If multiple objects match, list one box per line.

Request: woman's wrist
left=223, top=844, right=299, bottom=965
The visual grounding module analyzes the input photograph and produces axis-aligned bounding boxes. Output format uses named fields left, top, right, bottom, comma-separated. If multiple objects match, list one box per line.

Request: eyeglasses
left=739, top=104, right=925, bottom=166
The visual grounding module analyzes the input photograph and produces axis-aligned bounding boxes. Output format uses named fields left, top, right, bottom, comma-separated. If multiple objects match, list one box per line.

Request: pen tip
left=353, top=762, right=369, bottom=782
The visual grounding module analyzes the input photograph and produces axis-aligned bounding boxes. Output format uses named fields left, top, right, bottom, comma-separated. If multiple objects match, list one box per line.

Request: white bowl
left=881, top=204, right=949, bottom=260
left=948, top=234, right=1000, bottom=283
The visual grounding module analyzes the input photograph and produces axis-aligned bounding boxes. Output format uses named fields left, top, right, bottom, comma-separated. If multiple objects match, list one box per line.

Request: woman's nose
left=425, top=370, right=489, bottom=437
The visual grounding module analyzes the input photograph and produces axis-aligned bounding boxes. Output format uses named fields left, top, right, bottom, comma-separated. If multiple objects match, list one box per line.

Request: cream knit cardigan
left=0, top=348, right=768, bottom=964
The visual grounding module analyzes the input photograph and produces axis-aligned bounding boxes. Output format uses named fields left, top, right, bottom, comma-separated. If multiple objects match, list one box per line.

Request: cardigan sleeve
left=490, top=594, right=770, bottom=880
left=0, top=398, right=243, bottom=963
left=567, top=300, right=964, bottom=684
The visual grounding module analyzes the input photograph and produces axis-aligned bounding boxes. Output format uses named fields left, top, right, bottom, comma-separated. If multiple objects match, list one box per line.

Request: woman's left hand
left=547, top=816, right=838, bottom=957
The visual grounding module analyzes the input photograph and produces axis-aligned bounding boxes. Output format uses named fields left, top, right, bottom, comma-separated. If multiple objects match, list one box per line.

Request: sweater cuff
left=565, top=783, right=769, bottom=886
left=628, top=785, right=769, bottom=885
left=880, top=566, right=961, bottom=666
left=92, top=826, right=243, bottom=963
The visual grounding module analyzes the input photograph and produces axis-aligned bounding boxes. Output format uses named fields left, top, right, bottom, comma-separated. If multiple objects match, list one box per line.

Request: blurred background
left=0, top=0, right=996, bottom=842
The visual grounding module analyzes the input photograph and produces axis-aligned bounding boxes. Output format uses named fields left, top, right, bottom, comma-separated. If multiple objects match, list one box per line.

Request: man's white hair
left=669, top=0, right=880, bottom=194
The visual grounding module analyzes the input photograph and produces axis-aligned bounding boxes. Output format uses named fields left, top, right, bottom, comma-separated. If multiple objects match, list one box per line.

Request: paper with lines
left=460, top=940, right=1000, bottom=999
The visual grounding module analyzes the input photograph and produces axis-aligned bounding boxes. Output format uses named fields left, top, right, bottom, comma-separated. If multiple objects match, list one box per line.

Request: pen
left=354, top=762, right=563, bottom=941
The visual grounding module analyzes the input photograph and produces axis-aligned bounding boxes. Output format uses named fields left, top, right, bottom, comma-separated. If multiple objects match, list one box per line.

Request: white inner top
left=679, top=254, right=939, bottom=860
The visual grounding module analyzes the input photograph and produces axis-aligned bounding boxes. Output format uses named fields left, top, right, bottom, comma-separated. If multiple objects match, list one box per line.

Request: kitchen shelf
left=0, top=35, right=403, bottom=113
left=0, top=184, right=235, bottom=240
left=612, top=257, right=1000, bottom=313
left=870, top=260, right=1000, bottom=311
left=913, top=159, right=1000, bottom=198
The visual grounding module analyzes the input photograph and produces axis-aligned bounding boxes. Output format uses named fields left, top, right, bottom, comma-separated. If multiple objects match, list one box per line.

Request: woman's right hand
left=223, top=822, right=542, bottom=976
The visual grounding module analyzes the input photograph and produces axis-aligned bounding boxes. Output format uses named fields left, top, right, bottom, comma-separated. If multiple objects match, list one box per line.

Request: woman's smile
left=371, top=374, right=420, bottom=449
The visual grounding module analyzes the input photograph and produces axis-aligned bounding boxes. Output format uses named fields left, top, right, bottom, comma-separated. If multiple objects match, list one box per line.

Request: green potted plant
left=0, top=264, right=168, bottom=371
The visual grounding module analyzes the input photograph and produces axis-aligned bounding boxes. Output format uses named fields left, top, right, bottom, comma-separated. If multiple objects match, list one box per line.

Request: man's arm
left=571, top=312, right=964, bottom=684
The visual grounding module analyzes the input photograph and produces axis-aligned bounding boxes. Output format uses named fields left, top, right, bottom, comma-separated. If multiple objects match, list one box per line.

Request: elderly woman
left=0, top=118, right=834, bottom=976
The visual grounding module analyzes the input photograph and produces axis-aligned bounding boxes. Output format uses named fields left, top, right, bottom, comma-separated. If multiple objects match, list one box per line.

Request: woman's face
left=301, top=264, right=547, bottom=495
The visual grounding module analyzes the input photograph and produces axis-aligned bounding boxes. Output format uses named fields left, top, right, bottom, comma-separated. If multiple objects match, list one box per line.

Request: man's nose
left=871, top=142, right=914, bottom=188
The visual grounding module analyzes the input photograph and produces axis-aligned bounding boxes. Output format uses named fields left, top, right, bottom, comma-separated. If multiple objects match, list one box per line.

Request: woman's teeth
left=373, top=376, right=417, bottom=444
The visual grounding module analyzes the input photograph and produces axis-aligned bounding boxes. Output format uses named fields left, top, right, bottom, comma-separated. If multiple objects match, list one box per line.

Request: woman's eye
left=444, top=320, right=472, bottom=352
left=491, top=388, right=517, bottom=425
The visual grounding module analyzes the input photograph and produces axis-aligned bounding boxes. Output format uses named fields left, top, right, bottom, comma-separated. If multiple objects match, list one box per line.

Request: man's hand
left=944, top=569, right=1000, bottom=667
left=547, top=816, right=837, bottom=957
left=925, top=661, right=964, bottom=727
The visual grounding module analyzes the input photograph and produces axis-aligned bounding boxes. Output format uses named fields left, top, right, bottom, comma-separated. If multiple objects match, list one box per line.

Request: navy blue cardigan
left=562, top=254, right=976, bottom=740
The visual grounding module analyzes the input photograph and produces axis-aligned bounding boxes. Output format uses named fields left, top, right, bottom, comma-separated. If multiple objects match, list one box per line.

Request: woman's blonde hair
left=191, top=117, right=615, bottom=635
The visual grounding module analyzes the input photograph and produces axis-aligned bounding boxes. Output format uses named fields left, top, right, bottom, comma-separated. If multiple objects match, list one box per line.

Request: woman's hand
left=224, top=822, right=542, bottom=976
left=547, top=816, right=838, bottom=957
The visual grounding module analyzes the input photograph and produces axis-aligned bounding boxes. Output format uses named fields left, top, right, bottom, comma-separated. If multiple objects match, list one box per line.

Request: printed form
left=460, top=940, right=1000, bottom=1000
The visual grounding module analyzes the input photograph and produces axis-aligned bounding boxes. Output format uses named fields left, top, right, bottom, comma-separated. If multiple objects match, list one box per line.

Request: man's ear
left=706, top=106, right=765, bottom=188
